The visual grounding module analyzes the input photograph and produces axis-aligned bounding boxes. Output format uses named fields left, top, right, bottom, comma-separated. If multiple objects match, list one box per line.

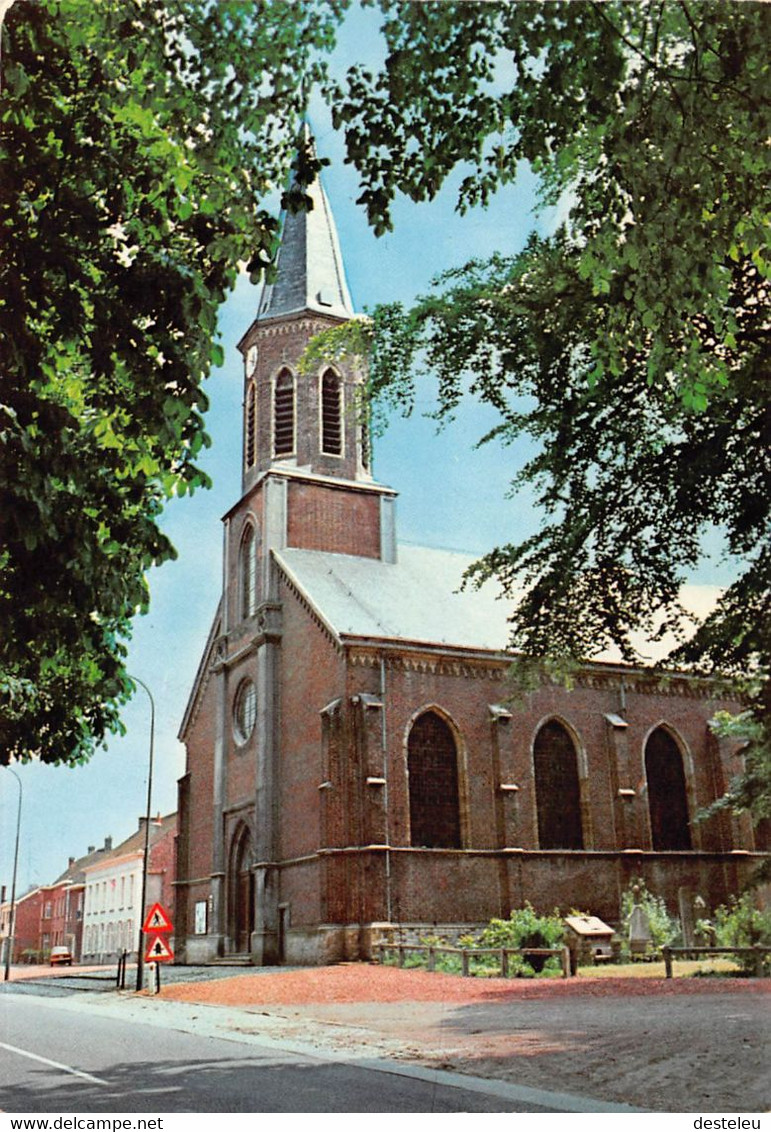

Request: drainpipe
left=380, top=657, right=392, bottom=924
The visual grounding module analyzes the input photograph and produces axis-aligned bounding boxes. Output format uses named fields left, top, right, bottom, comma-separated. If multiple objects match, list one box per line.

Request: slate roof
left=256, top=156, right=354, bottom=322
left=276, top=543, right=507, bottom=653
left=274, top=543, right=721, bottom=667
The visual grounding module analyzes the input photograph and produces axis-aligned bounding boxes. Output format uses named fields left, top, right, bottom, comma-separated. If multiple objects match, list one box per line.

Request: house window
left=645, top=727, right=692, bottom=850
left=321, top=369, right=342, bottom=456
left=408, top=711, right=461, bottom=848
left=239, top=523, right=258, bottom=619
left=244, top=381, right=257, bottom=469
left=533, top=720, right=584, bottom=849
left=274, top=368, right=295, bottom=457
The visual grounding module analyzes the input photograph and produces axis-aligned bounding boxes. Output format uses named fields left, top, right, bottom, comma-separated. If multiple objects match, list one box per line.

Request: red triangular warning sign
left=142, top=902, right=173, bottom=933
left=144, top=934, right=174, bottom=962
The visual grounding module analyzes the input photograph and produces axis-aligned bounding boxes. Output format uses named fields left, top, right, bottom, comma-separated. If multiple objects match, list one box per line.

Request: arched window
left=239, top=524, right=257, bottom=619
left=273, top=368, right=295, bottom=457
left=408, top=711, right=461, bottom=848
left=645, top=728, right=691, bottom=850
left=321, top=369, right=342, bottom=456
left=244, top=381, right=257, bottom=469
left=533, top=720, right=584, bottom=849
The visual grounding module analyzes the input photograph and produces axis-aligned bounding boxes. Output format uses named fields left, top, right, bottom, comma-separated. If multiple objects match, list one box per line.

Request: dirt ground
left=157, top=964, right=770, bottom=1113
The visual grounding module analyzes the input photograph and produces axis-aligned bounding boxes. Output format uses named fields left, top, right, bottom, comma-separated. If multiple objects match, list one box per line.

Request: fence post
left=561, top=946, right=571, bottom=978
left=500, top=948, right=508, bottom=978
left=663, top=946, right=672, bottom=979
left=753, top=945, right=764, bottom=978
left=428, top=946, right=435, bottom=972
left=397, top=945, right=405, bottom=968
left=461, top=950, right=470, bottom=977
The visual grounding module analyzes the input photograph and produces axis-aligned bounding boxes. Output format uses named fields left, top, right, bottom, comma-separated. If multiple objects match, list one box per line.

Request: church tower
left=229, top=144, right=397, bottom=620
left=177, top=143, right=397, bottom=965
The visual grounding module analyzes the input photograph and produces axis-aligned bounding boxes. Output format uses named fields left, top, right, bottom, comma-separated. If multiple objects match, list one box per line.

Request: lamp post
left=3, top=768, right=22, bottom=982
left=130, top=676, right=155, bottom=993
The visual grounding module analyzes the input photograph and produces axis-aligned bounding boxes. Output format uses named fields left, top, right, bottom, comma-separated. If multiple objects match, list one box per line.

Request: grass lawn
left=578, top=958, right=748, bottom=978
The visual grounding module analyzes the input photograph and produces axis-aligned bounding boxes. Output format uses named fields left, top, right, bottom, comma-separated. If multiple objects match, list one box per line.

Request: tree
left=312, top=1, right=770, bottom=832
left=0, top=0, right=343, bottom=764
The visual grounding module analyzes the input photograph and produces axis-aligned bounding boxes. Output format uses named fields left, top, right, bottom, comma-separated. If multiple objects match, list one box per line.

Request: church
left=173, top=157, right=762, bottom=966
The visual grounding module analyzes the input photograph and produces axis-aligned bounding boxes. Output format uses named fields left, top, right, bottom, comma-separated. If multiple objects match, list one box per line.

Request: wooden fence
left=661, top=945, right=771, bottom=978
left=375, top=942, right=572, bottom=978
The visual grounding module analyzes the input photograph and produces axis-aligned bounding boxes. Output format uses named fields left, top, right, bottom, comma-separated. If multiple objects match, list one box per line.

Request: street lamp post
left=131, top=676, right=155, bottom=993
left=3, top=768, right=22, bottom=982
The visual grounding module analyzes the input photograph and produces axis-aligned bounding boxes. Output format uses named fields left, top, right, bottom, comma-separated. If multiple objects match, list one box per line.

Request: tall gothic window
left=273, top=368, right=295, bottom=457
left=645, top=728, right=692, bottom=850
left=321, top=369, right=342, bottom=456
left=239, top=524, right=257, bottom=619
left=408, top=711, right=461, bottom=848
left=533, top=720, right=584, bottom=849
left=244, top=381, right=257, bottom=469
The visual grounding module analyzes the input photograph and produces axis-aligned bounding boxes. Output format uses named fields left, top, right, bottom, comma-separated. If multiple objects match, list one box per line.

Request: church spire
left=256, top=133, right=354, bottom=322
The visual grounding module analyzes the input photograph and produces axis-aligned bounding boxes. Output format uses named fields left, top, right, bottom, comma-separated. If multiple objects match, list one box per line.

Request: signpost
left=142, top=902, right=174, bottom=992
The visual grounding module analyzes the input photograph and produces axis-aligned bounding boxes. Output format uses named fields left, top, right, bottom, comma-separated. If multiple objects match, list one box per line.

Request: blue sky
left=0, top=9, right=736, bottom=899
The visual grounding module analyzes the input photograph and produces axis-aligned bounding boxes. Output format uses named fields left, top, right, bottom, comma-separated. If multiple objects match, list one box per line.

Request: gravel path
left=159, top=965, right=769, bottom=1112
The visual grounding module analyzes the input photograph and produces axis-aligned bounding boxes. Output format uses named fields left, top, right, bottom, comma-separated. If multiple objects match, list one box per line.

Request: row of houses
left=0, top=812, right=176, bottom=965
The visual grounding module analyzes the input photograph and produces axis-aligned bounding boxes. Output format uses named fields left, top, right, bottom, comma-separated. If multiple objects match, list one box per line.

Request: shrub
left=479, top=903, right=564, bottom=972
left=712, top=894, right=771, bottom=974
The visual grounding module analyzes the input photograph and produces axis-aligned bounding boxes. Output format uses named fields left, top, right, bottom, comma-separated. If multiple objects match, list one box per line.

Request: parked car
left=49, top=946, right=73, bottom=967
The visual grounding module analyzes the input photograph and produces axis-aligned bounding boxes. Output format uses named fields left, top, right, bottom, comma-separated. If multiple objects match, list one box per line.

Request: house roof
left=274, top=543, right=721, bottom=667
left=51, top=843, right=113, bottom=887
left=82, top=812, right=177, bottom=874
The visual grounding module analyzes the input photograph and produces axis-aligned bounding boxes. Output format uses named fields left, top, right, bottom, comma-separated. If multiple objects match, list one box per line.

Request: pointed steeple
left=257, top=133, right=354, bottom=322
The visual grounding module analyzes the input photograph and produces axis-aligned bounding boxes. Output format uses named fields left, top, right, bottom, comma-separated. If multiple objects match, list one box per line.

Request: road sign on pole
left=144, top=934, right=174, bottom=963
left=142, top=902, right=173, bottom=934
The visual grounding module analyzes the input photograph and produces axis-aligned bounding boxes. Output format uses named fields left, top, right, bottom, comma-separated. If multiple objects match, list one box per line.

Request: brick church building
left=174, top=156, right=763, bottom=966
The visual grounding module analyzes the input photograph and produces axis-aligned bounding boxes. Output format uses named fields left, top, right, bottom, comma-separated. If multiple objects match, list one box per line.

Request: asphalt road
left=0, top=992, right=555, bottom=1114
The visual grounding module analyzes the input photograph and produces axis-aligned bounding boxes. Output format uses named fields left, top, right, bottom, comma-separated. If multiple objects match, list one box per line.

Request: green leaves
left=0, top=0, right=343, bottom=764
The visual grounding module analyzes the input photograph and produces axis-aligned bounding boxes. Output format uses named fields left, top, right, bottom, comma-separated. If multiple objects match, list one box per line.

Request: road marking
left=0, top=1041, right=109, bottom=1086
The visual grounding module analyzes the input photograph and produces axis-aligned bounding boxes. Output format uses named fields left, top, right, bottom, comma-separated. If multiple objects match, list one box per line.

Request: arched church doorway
left=645, top=727, right=692, bottom=850
left=231, top=825, right=255, bottom=954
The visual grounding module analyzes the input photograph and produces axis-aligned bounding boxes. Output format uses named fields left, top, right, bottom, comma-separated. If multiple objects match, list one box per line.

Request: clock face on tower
left=246, top=345, right=258, bottom=375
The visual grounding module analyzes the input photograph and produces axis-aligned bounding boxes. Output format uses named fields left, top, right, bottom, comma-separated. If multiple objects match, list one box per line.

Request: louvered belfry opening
left=321, top=369, right=342, bottom=456
left=244, top=382, right=257, bottom=469
left=533, top=720, right=584, bottom=849
left=274, top=368, right=295, bottom=456
left=408, top=711, right=462, bottom=849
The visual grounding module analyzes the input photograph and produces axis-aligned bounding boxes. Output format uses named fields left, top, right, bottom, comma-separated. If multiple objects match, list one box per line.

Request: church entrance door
left=231, top=826, right=254, bottom=955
